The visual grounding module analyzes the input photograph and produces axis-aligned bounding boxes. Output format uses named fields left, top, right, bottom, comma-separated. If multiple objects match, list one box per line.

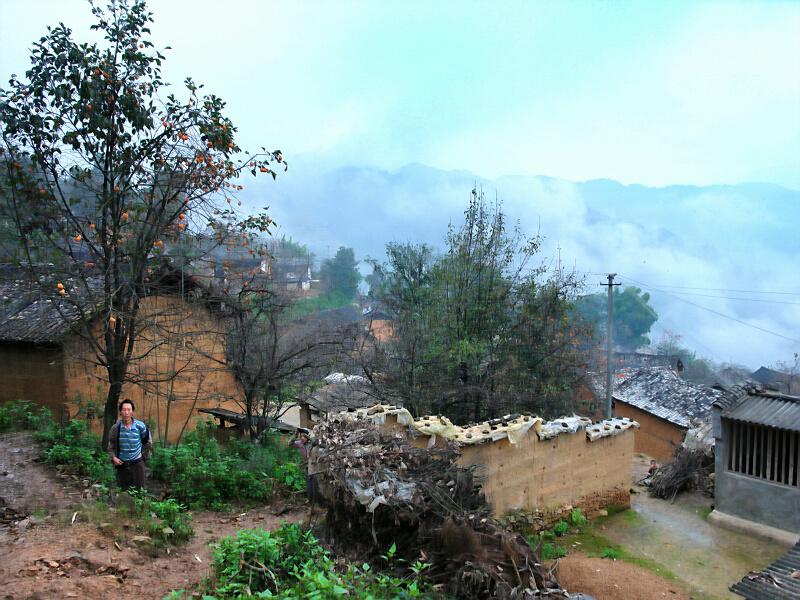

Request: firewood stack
left=310, top=417, right=566, bottom=599
left=649, top=446, right=715, bottom=500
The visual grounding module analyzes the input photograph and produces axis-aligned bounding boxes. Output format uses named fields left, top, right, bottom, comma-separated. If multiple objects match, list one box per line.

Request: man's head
left=650, top=459, right=657, bottom=467
left=119, top=399, right=135, bottom=422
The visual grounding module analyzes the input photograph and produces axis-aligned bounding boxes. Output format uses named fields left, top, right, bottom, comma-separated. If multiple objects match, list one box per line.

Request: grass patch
left=54, top=494, right=193, bottom=550
left=697, top=506, right=712, bottom=520
left=601, top=547, right=621, bottom=560
left=559, top=521, right=682, bottom=583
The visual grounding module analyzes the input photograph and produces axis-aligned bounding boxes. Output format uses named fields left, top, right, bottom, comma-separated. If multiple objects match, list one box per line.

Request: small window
left=725, top=419, right=799, bottom=487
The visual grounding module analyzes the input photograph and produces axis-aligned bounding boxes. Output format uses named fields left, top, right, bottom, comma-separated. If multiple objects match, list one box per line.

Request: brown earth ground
left=0, top=432, right=724, bottom=600
left=555, top=554, right=692, bottom=600
left=0, top=432, right=307, bottom=600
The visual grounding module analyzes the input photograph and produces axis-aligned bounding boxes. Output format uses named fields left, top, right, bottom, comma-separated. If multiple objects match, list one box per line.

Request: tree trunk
left=102, top=379, right=123, bottom=451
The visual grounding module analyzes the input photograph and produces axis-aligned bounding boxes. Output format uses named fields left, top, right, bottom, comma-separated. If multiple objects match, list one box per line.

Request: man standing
left=107, top=399, right=152, bottom=491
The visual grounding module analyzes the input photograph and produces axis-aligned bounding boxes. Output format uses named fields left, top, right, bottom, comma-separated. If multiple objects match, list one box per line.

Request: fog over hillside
left=240, top=160, right=800, bottom=370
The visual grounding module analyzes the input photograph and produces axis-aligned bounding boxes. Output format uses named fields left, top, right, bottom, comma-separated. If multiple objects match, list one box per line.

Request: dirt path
left=0, top=432, right=308, bottom=599
left=556, top=553, right=692, bottom=600
left=606, top=455, right=789, bottom=600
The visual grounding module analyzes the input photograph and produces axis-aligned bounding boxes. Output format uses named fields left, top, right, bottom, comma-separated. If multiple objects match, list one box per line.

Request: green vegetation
left=569, top=507, right=588, bottom=527
left=573, top=286, right=658, bottom=351
left=285, top=289, right=355, bottom=320
left=319, top=246, right=361, bottom=299
left=0, top=400, right=52, bottom=433
left=0, top=398, right=112, bottom=486
left=698, top=505, right=713, bottom=520
left=369, top=192, right=589, bottom=420
left=550, top=508, right=682, bottom=582
left=129, top=490, right=194, bottom=546
left=181, top=524, right=437, bottom=599
left=540, top=542, right=567, bottom=560
left=148, top=423, right=305, bottom=510
left=553, top=519, right=569, bottom=536
left=35, top=413, right=115, bottom=485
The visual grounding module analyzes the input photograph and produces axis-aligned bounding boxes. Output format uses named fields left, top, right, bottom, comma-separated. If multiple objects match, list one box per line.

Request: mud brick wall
left=405, top=421, right=634, bottom=517
left=612, top=401, right=685, bottom=462
left=0, top=343, right=67, bottom=419
left=62, top=296, right=243, bottom=443
left=458, top=428, right=633, bottom=516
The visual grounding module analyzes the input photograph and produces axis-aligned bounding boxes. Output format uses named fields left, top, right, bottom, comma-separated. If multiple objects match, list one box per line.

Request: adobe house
left=710, top=385, right=799, bottom=540
left=361, top=304, right=394, bottom=343
left=334, top=405, right=638, bottom=519
left=750, top=366, right=799, bottom=396
left=0, top=269, right=244, bottom=442
left=580, top=367, right=722, bottom=462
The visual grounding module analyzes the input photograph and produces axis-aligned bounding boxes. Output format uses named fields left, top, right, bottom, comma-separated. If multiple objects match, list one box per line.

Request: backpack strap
left=113, top=422, right=121, bottom=459
left=139, top=421, right=150, bottom=444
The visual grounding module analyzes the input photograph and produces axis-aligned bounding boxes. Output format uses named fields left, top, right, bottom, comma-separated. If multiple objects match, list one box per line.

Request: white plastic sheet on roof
left=324, top=372, right=369, bottom=385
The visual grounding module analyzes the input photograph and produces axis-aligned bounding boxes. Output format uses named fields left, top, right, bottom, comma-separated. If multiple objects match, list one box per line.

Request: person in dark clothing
left=107, top=399, right=152, bottom=491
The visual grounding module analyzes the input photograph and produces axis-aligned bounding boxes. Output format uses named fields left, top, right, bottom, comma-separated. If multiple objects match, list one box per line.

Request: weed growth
left=553, top=519, right=569, bottom=536
left=199, top=524, right=437, bottom=599
left=540, top=542, right=567, bottom=560
left=129, top=490, right=193, bottom=545
left=148, top=423, right=304, bottom=510
left=37, top=417, right=114, bottom=485
left=0, top=400, right=52, bottom=432
left=569, top=507, right=587, bottom=527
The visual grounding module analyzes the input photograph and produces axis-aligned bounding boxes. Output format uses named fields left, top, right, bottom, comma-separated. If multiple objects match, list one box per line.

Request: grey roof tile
left=602, top=366, right=723, bottom=428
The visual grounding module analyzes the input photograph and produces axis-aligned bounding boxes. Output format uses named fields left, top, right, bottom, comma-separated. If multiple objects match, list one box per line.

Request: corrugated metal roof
left=730, top=540, right=800, bottom=599
left=723, top=393, right=800, bottom=432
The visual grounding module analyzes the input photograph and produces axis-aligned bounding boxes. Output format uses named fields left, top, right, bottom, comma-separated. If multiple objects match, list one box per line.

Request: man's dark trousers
left=116, top=459, right=145, bottom=490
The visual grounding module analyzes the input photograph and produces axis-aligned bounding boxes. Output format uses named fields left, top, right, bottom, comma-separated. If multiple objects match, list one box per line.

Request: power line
left=664, top=290, right=800, bottom=306
left=629, top=283, right=800, bottom=297
left=618, top=274, right=800, bottom=345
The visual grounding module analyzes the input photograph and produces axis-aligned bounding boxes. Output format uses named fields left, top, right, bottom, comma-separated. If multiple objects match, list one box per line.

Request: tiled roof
left=610, top=366, right=723, bottom=428
left=307, top=382, right=403, bottom=414
left=0, top=277, right=90, bottom=344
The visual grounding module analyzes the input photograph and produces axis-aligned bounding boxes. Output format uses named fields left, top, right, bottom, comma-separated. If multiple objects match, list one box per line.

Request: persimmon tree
left=0, top=0, right=283, bottom=447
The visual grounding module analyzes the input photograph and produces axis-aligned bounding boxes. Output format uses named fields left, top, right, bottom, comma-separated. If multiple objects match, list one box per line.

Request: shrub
left=148, top=423, right=302, bottom=509
left=0, top=400, right=51, bottom=432
left=208, top=525, right=435, bottom=599
left=130, top=490, right=193, bottom=545
left=602, top=547, right=621, bottom=560
left=540, top=542, right=567, bottom=560
left=212, top=524, right=327, bottom=597
left=39, top=419, right=114, bottom=485
left=569, top=507, right=587, bottom=527
left=553, top=519, right=569, bottom=537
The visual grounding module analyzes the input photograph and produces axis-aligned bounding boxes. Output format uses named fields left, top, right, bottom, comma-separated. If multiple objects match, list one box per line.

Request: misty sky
left=1, top=1, right=799, bottom=369
left=2, top=1, right=799, bottom=188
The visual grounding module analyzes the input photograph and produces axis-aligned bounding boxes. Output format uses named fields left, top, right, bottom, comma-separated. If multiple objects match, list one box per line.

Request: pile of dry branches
left=310, top=417, right=566, bottom=599
left=649, top=446, right=715, bottom=500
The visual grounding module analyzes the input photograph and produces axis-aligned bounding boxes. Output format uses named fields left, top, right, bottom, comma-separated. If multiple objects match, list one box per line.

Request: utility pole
left=601, top=273, right=621, bottom=418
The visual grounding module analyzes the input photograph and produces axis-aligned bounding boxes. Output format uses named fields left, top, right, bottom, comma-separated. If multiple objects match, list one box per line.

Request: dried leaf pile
left=649, top=446, right=715, bottom=500
left=310, top=417, right=566, bottom=599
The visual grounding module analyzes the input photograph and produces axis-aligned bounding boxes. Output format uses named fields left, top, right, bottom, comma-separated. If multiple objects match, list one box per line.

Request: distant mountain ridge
left=238, top=161, right=800, bottom=367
